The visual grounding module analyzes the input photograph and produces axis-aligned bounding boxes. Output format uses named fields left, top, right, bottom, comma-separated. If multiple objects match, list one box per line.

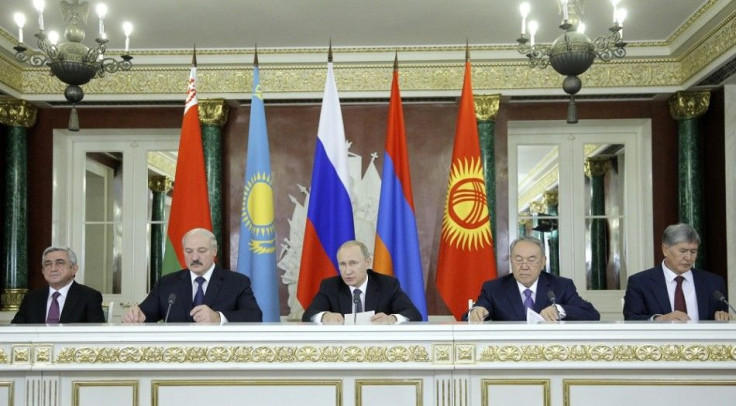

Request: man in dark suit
left=123, top=228, right=262, bottom=323
left=12, top=247, right=105, bottom=324
left=624, top=223, right=729, bottom=321
left=465, top=236, right=599, bottom=322
left=302, top=240, right=422, bottom=324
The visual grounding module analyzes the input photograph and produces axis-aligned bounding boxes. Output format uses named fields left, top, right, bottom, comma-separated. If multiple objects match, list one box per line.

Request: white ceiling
left=2, top=0, right=735, bottom=103
left=0, top=0, right=711, bottom=54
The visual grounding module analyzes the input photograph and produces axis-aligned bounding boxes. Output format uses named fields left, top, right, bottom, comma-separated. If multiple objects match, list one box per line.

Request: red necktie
left=674, top=276, right=687, bottom=313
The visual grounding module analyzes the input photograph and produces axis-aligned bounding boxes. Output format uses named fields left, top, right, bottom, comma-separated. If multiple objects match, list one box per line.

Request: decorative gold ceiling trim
left=0, top=53, right=23, bottom=93
left=679, top=10, right=736, bottom=82
left=14, top=58, right=683, bottom=97
left=667, top=0, right=722, bottom=46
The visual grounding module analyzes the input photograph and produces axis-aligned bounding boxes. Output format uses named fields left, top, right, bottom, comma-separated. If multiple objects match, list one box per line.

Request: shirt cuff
left=218, top=312, right=228, bottom=325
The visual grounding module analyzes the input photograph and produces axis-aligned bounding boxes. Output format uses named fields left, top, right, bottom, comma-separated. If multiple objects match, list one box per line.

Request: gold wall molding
left=668, top=90, right=711, bottom=120
left=0, top=100, right=37, bottom=128
left=478, top=343, right=736, bottom=362
left=11, top=59, right=684, bottom=98
left=72, top=381, right=139, bottom=406
left=56, top=345, right=430, bottom=364
left=679, top=11, right=736, bottom=83
left=198, top=98, right=230, bottom=126
left=482, top=379, right=550, bottom=406
left=355, top=379, right=422, bottom=406
left=473, top=94, right=501, bottom=121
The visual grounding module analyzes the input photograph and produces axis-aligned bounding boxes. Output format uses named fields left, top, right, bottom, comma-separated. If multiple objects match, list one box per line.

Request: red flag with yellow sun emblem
left=436, top=53, right=497, bottom=320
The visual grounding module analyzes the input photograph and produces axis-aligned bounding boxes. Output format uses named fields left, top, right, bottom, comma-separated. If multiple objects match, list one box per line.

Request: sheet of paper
left=343, top=310, right=376, bottom=324
left=526, top=308, right=545, bottom=324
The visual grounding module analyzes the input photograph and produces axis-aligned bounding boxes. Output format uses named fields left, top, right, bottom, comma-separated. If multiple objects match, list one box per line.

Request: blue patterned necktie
left=523, top=289, right=534, bottom=310
left=192, top=277, right=205, bottom=307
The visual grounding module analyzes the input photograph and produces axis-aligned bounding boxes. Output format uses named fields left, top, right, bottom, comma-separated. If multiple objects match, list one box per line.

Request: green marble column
left=474, top=94, right=500, bottom=246
left=148, top=176, right=172, bottom=290
left=198, top=99, right=230, bottom=255
left=0, top=100, right=37, bottom=311
left=585, top=157, right=610, bottom=290
left=544, top=191, right=560, bottom=276
left=668, top=91, right=710, bottom=269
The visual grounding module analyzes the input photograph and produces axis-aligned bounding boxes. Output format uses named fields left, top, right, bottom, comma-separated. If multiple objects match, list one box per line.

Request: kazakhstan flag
left=236, top=59, right=280, bottom=322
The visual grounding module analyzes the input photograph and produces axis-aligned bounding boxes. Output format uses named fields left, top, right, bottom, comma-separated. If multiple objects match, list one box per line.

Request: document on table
left=526, top=308, right=545, bottom=324
left=343, top=310, right=376, bottom=324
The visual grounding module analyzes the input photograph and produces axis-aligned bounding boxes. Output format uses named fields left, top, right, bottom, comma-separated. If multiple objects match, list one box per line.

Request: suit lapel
left=204, top=267, right=224, bottom=305
left=651, top=265, right=673, bottom=313
left=364, top=272, right=379, bottom=312
left=34, top=287, right=51, bottom=323
left=338, top=283, right=353, bottom=314
left=535, top=274, right=551, bottom=311
left=502, top=276, right=526, bottom=320
left=59, top=282, right=80, bottom=323
left=178, top=270, right=194, bottom=309
left=692, top=270, right=709, bottom=317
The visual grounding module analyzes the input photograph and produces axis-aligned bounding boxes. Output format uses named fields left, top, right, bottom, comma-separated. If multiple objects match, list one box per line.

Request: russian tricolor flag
left=297, top=56, right=355, bottom=309
left=373, top=56, right=428, bottom=320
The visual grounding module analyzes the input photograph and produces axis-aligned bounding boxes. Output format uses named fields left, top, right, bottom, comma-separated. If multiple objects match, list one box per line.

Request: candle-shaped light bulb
left=96, top=4, right=107, bottom=38
left=33, top=0, right=45, bottom=31
left=520, top=2, right=530, bottom=35
left=610, top=0, right=620, bottom=24
left=561, top=0, right=569, bottom=21
left=616, top=9, right=627, bottom=40
left=577, top=22, right=586, bottom=34
left=122, top=21, right=133, bottom=52
left=528, top=20, right=538, bottom=47
left=47, top=30, right=59, bottom=45
left=14, top=12, right=26, bottom=43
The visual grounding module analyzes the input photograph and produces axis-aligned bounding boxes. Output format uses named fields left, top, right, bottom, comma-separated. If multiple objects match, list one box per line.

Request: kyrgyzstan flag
left=161, top=49, right=213, bottom=275
left=435, top=49, right=497, bottom=320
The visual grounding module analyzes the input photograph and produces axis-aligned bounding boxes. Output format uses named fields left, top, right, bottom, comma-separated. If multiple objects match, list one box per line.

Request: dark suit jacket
left=302, top=270, right=422, bottom=322
left=11, top=281, right=105, bottom=324
left=139, top=266, right=262, bottom=322
left=462, top=272, right=600, bottom=321
left=623, top=265, right=727, bottom=320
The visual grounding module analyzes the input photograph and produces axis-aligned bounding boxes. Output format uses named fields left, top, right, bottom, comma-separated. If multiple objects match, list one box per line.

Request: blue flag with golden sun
left=236, top=63, right=279, bottom=322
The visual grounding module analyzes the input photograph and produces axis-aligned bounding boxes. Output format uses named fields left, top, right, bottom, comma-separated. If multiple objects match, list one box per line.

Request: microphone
left=713, top=291, right=736, bottom=314
left=164, top=293, right=176, bottom=323
left=547, top=290, right=560, bottom=321
left=353, top=295, right=360, bottom=324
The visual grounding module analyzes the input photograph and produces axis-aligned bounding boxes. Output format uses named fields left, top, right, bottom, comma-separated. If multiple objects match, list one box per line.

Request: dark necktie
left=353, top=289, right=363, bottom=313
left=193, top=276, right=205, bottom=307
left=523, top=289, right=534, bottom=310
left=46, top=291, right=61, bottom=324
left=674, top=275, right=687, bottom=313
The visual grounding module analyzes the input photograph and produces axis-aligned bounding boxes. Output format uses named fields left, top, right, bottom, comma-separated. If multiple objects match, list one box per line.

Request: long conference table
left=0, top=322, right=735, bottom=406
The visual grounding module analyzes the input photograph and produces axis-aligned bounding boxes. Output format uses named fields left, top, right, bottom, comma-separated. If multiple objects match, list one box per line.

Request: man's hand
left=122, top=305, right=146, bottom=323
left=714, top=310, right=731, bottom=321
left=468, top=306, right=489, bottom=322
left=371, top=312, right=398, bottom=324
left=654, top=311, right=691, bottom=321
left=321, top=312, right=344, bottom=324
left=540, top=305, right=560, bottom=321
left=190, top=305, right=221, bottom=323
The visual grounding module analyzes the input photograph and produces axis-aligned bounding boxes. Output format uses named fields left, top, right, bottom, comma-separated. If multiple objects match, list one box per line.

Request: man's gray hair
left=182, top=228, right=218, bottom=250
left=42, top=246, right=78, bottom=266
left=662, top=223, right=700, bottom=246
left=509, top=235, right=546, bottom=256
left=337, top=240, right=371, bottom=259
